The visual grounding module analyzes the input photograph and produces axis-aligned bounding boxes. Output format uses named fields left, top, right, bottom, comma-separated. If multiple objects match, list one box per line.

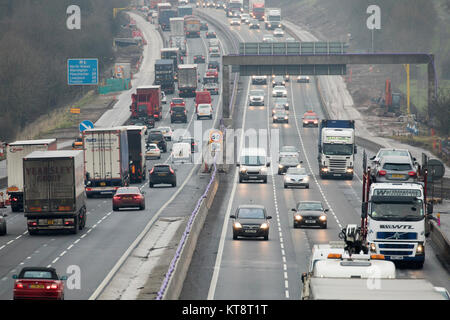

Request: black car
left=194, top=54, right=206, bottom=63
left=208, top=60, right=220, bottom=72
left=200, top=21, right=208, bottom=31
left=170, top=106, right=187, bottom=123
left=278, top=156, right=302, bottom=174
left=149, top=164, right=177, bottom=187
left=206, top=31, right=216, bottom=38
left=0, top=212, right=7, bottom=235
left=291, top=201, right=328, bottom=229
left=147, top=130, right=167, bottom=152
left=230, top=205, right=272, bottom=240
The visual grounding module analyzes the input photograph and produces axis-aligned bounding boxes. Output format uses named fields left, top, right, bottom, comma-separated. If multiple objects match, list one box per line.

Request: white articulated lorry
left=318, top=120, right=356, bottom=179
left=23, top=150, right=87, bottom=235
left=362, top=182, right=430, bottom=268
left=6, top=139, right=57, bottom=212
left=83, top=127, right=130, bottom=197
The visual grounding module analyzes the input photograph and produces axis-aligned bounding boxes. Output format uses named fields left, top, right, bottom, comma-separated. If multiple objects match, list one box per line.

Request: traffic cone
left=204, top=162, right=209, bottom=173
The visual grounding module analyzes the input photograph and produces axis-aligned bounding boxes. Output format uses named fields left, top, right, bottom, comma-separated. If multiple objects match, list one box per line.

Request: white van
left=171, top=142, right=192, bottom=164
left=237, top=147, right=270, bottom=183
left=196, top=104, right=213, bottom=120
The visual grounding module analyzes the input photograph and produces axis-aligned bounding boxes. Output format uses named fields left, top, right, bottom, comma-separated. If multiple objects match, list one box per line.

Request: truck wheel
left=11, top=204, right=20, bottom=212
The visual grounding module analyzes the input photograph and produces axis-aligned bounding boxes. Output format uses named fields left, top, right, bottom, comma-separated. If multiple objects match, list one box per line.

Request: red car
left=302, top=111, right=319, bottom=127
left=13, top=267, right=67, bottom=300
left=205, top=69, right=218, bottom=78
left=112, top=187, right=146, bottom=211
left=170, top=98, right=185, bottom=108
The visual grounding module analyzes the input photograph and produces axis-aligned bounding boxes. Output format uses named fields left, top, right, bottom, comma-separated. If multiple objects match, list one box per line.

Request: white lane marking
left=207, top=78, right=252, bottom=300
left=290, top=81, right=342, bottom=229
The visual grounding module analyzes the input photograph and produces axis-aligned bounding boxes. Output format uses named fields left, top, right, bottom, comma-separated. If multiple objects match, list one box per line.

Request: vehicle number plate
left=392, top=174, right=405, bottom=178
left=390, top=256, right=404, bottom=260
left=47, top=219, right=54, bottom=225
left=334, top=174, right=341, bottom=176
left=245, top=230, right=257, bottom=233
left=158, top=173, right=167, bottom=176
left=305, top=220, right=315, bottom=224
left=123, top=197, right=132, bottom=200
left=100, top=182, right=106, bottom=186
left=30, top=284, right=45, bottom=289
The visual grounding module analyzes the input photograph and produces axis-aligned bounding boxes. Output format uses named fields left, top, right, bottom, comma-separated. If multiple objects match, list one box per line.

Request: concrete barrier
left=429, top=220, right=450, bottom=269
left=159, top=167, right=220, bottom=299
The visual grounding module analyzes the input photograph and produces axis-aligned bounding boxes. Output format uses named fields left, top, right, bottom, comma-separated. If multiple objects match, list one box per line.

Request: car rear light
left=46, top=284, right=58, bottom=290
left=378, top=170, right=387, bottom=176
left=170, top=168, right=175, bottom=174
left=113, top=195, right=120, bottom=200
left=133, top=195, right=142, bottom=200
left=12, top=197, right=18, bottom=202
left=15, top=282, right=24, bottom=289
left=149, top=168, right=154, bottom=175
left=408, top=171, right=417, bottom=177
left=86, top=188, right=92, bottom=191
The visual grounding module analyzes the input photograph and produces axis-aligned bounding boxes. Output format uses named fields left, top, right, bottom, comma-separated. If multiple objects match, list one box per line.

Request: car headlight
left=260, top=223, right=269, bottom=229
left=284, top=116, right=288, bottom=120
left=278, top=164, right=284, bottom=169
left=346, top=168, right=354, bottom=173
left=319, top=215, right=327, bottom=221
left=234, top=222, right=242, bottom=229
left=295, top=214, right=302, bottom=221
left=240, top=166, right=247, bottom=173
left=274, top=116, right=278, bottom=119
left=260, top=167, right=267, bottom=173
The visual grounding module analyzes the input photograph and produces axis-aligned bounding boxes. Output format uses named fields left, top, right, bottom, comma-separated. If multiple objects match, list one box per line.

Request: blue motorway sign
left=79, top=120, right=94, bottom=132
left=68, top=58, right=98, bottom=85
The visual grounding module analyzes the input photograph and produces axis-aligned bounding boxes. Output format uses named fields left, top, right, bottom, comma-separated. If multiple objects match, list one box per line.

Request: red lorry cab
left=195, top=91, right=212, bottom=112
left=130, top=85, right=162, bottom=123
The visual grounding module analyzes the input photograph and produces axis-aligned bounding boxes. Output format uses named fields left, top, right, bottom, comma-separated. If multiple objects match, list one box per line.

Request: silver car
left=272, top=85, right=287, bottom=97
left=279, top=145, right=299, bottom=159
left=369, top=148, right=416, bottom=169
left=372, top=155, right=417, bottom=182
left=284, top=167, right=310, bottom=189
left=249, top=89, right=265, bottom=106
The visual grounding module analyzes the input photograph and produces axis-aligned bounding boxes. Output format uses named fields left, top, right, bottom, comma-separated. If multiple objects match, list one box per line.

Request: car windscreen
left=281, top=146, right=297, bottom=153
left=287, top=167, right=306, bottom=175
left=273, top=86, right=285, bottom=90
left=149, top=133, right=163, bottom=140
left=280, top=157, right=299, bottom=165
left=172, top=98, right=184, bottom=104
left=154, top=166, right=170, bottom=172
left=21, top=271, right=56, bottom=280
left=237, top=208, right=265, bottom=219
left=297, top=202, right=323, bottom=211
left=379, top=150, right=410, bottom=158
left=305, top=115, right=317, bottom=119
left=241, top=155, right=266, bottom=166
left=198, top=105, right=210, bottom=111
left=275, top=98, right=288, bottom=104
left=382, top=162, right=412, bottom=171
left=172, top=106, right=185, bottom=112
left=116, top=187, right=140, bottom=194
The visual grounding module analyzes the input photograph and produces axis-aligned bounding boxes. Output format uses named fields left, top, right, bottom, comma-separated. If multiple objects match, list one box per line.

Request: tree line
left=0, top=0, right=129, bottom=141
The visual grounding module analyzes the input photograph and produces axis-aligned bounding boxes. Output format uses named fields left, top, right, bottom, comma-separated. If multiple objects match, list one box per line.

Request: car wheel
left=263, top=234, right=269, bottom=241
left=239, top=177, right=243, bottom=183
left=321, top=223, right=327, bottom=229
left=263, top=177, right=267, bottom=184
left=149, top=183, right=154, bottom=188
left=305, top=184, right=309, bottom=189
left=293, top=222, right=297, bottom=229
left=233, top=233, right=238, bottom=240
left=172, top=182, right=176, bottom=187
left=113, top=206, right=118, bottom=211
left=0, top=224, right=6, bottom=235
left=140, top=204, right=145, bottom=210
left=284, top=184, right=287, bottom=189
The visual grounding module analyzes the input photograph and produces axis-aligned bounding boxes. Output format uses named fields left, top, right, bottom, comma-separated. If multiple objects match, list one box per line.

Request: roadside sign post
left=67, top=58, right=99, bottom=86
left=79, top=120, right=94, bottom=133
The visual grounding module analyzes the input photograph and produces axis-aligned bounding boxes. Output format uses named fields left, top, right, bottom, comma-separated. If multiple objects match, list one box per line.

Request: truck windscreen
left=322, top=144, right=353, bottom=155
left=370, top=199, right=424, bottom=221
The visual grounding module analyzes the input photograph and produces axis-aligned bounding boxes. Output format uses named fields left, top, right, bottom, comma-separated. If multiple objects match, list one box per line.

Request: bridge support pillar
left=222, top=65, right=230, bottom=119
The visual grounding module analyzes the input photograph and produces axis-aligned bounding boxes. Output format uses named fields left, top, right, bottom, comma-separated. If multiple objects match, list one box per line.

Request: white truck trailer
left=83, top=127, right=130, bottom=197
left=6, top=139, right=57, bottom=212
